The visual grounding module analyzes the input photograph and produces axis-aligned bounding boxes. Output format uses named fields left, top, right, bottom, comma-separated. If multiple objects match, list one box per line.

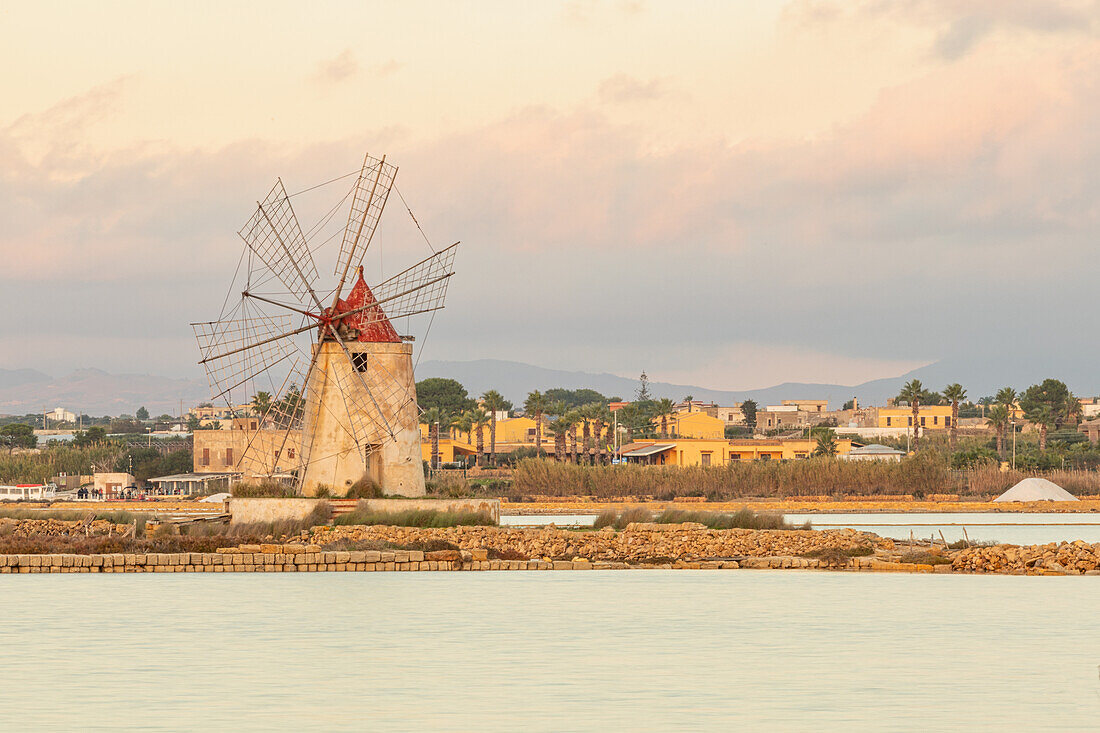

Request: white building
left=47, top=407, right=76, bottom=424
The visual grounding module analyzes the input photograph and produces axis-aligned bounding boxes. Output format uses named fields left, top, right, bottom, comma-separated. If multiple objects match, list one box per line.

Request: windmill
left=192, top=154, right=457, bottom=497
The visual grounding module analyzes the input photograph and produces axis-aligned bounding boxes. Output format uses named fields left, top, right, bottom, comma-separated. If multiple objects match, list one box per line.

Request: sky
left=3, top=1, right=1100, bottom=391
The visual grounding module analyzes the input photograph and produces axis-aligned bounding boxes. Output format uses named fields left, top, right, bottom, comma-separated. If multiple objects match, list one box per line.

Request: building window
left=225, top=448, right=233, bottom=466
left=250, top=420, right=258, bottom=430
left=933, top=416, right=939, bottom=425
left=288, top=448, right=295, bottom=459
left=908, top=417, right=913, bottom=426
left=701, top=453, right=711, bottom=467
left=920, top=417, right=926, bottom=427
left=886, top=417, right=892, bottom=426
left=201, top=448, right=210, bottom=466
left=729, top=453, right=741, bottom=461
left=351, top=352, right=370, bottom=372
left=944, top=417, right=951, bottom=428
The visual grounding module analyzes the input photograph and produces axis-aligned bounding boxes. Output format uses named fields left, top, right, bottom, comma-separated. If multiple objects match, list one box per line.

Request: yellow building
left=421, top=438, right=477, bottom=465
left=877, top=405, right=954, bottom=430
left=659, top=411, right=725, bottom=439
left=620, top=437, right=853, bottom=466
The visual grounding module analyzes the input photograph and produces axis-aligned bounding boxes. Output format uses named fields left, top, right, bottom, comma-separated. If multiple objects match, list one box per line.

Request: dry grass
left=592, top=506, right=802, bottom=530
left=965, top=465, right=1100, bottom=496
left=231, top=480, right=298, bottom=498
left=334, top=502, right=496, bottom=528
left=513, top=453, right=954, bottom=500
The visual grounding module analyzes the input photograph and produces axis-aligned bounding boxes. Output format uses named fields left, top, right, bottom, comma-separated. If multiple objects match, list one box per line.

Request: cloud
left=312, top=49, right=359, bottom=83
left=783, top=0, right=1099, bottom=59
left=597, top=74, right=667, bottom=104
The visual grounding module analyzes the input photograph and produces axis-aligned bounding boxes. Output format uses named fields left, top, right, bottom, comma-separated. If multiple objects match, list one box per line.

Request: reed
left=512, top=452, right=956, bottom=499
left=334, top=503, right=496, bottom=528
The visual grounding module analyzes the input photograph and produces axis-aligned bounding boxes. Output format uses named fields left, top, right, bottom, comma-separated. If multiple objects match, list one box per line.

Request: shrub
left=334, top=504, right=496, bottom=528
left=231, top=480, right=297, bottom=498
left=345, top=477, right=384, bottom=500
left=899, top=551, right=952, bottom=565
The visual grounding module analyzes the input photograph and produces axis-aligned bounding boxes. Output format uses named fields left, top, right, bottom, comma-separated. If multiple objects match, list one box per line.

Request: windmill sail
left=240, top=179, right=322, bottom=309
left=333, top=154, right=397, bottom=294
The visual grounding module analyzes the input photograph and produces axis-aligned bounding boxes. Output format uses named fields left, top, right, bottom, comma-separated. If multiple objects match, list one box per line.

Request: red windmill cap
left=332, top=266, right=400, bottom=343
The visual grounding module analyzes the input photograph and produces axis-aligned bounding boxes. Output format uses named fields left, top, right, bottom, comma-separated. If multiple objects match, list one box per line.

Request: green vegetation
left=801, top=546, right=874, bottom=564
left=415, top=377, right=477, bottom=414
left=544, top=388, right=607, bottom=409
left=334, top=504, right=496, bottom=528
left=0, top=423, right=37, bottom=452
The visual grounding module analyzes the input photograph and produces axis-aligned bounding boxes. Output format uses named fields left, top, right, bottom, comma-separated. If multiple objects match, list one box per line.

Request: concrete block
left=380, top=552, right=395, bottom=563
left=364, top=551, right=381, bottom=562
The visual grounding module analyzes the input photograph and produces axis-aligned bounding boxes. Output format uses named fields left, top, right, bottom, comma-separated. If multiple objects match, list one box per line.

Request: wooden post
left=962, top=527, right=971, bottom=548
left=939, top=529, right=948, bottom=550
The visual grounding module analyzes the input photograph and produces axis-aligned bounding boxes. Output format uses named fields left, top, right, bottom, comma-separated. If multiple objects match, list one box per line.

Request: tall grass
left=0, top=444, right=127, bottom=483
left=231, top=480, right=298, bottom=498
left=334, top=502, right=496, bottom=527
left=593, top=507, right=802, bottom=530
left=965, top=465, right=1100, bottom=496
left=513, top=453, right=954, bottom=500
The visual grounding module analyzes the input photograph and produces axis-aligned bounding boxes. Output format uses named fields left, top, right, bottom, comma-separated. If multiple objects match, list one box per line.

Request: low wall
left=352, top=498, right=500, bottom=523
left=229, top=497, right=500, bottom=524
left=229, top=498, right=324, bottom=525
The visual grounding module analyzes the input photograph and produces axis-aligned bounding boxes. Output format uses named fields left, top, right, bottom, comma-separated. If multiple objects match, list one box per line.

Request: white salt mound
left=993, top=477, right=1078, bottom=502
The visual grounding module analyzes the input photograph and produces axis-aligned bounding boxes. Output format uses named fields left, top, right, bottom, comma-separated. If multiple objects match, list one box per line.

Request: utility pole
left=1012, top=420, right=1017, bottom=470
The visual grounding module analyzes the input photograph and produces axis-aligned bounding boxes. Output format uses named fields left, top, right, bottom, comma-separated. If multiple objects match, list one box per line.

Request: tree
left=251, top=391, right=272, bottom=418
left=842, top=399, right=855, bottom=411
left=547, top=413, right=572, bottom=462
left=583, top=402, right=610, bottom=465
left=985, top=405, right=1007, bottom=457
left=73, top=426, right=108, bottom=447
left=812, top=431, right=838, bottom=457
left=420, top=408, right=454, bottom=469
left=635, top=371, right=652, bottom=402
left=1019, top=379, right=1073, bottom=451
left=740, top=399, right=758, bottom=430
left=0, top=423, right=37, bottom=453
left=186, top=415, right=202, bottom=432
left=544, top=388, right=607, bottom=409
left=416, top=378, right=476, bottom=415
left=524, top=390, right=549, bottom=458
left=896, top=379, right=924, bottom=450
left=466, top=409, right=491, bottom=466
left=136, top=406, right=149, bottom=420
left=655, top=398, right=675, bottom=437
left=942, top=383, right=967, bottom=450
left=480, top=389, right=509, bottom=465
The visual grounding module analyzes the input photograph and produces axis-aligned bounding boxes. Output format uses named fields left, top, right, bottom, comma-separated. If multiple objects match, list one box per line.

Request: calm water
left=501, top=513, right=1100, bottom=544
left=784, top=512, right=1100, bottom=545
left=2, top=573, right=1099, bottom=731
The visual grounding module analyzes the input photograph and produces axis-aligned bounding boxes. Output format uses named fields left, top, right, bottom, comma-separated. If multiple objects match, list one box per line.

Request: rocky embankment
left=305, top=522, right=884, bottom=564
left=0, top=517, right=128, bottom=537
left=951, top=541, right=1100, bottom=575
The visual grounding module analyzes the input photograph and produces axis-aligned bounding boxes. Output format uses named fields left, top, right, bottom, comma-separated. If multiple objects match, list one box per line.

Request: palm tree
left=420, top=407, right=452, bottom=469
left=468, top=409, right=491, bottom=466
left=655, top=397, right=675, bottom=438
left=566, top=409, right=582, bottom=464
left=547, top=414, right=572, bottom=462
left=524, top=390, right=549, bottom=458
left=942, top=383, right=967, bottom=450
left=986, top=404, right=1010, bottom=459
left=586, top=402, right=610, bottom=465
left=251, top=391, right=272, bottom=420
left=995, top=387, right=1017, bottom=414
left=481, top=389, right=509, bottom=465
left=896, top=379, right=924, bottom=450
left=813, top=432, right=838, bottom=457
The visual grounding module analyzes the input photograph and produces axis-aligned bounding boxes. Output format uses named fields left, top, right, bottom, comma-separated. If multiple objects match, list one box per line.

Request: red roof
left=333, top=267, right=400, bottom=343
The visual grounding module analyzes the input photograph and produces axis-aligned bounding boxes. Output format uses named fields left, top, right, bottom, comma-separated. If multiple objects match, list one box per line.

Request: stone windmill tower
left=193, top=154, right=457, bottom=497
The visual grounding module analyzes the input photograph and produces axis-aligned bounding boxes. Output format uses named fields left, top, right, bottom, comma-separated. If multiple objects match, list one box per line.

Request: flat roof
left=622, top=444, right=676, bottom=457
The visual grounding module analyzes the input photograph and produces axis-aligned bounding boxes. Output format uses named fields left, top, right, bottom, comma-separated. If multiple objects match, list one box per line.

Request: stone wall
left=229, top=498, right=325, bottom=524
left=228, top=497, right=501, bottom=524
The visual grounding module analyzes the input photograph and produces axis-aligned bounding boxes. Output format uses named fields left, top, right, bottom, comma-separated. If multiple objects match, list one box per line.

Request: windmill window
left=351, top=353, right=370, bottom=372
left=225, top=448, right=233, bottom=466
